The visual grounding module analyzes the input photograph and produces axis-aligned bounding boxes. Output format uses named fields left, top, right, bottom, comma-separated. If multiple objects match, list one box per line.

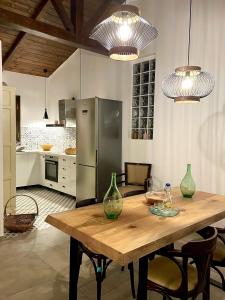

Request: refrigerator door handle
left=78, top=164, right=95, bottom=168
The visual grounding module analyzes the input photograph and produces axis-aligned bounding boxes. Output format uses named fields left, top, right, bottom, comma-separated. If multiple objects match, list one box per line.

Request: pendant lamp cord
left=187, top=0, right=192, bottom=66
left=43, top=68, right=47, bottom=109
left=80, top=49, right=82, bottom=100
left=45, top=75, right=47, bottom=108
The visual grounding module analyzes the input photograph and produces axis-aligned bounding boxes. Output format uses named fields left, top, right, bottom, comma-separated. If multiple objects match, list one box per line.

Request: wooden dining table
left=46, top=188, right=225, bottom=300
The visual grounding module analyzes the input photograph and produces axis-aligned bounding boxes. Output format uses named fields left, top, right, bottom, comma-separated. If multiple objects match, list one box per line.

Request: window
left=131, top=58, right=156, bottom=140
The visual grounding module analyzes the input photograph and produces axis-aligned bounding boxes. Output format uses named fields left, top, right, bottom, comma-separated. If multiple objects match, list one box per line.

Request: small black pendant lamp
left=43, top=68, right=49, bottom=119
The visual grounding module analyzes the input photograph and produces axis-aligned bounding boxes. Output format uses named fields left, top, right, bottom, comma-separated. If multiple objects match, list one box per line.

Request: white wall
left=47, top=50, right=80, bottom=122
left=130, top=0, right=225, bottom=194
left=0, top=42, right=3, bottom=236
left=80, top=50, right=122, bottom=100
left=47, top=49, right=124, bottom=119
left=2, top=71, right=46, bottom=127
left=120, top=0, right=158, bottom=165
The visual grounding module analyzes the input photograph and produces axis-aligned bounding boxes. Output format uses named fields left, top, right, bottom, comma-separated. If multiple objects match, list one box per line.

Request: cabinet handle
left=63, top=176, right=65, bottom=179
left=63, top=159, right=66, bottom=161
left=62, top=185, right=66, bottom=188
left=63, top=167, right=66, bottom=170
left=50, top=184, right=53, bottom=187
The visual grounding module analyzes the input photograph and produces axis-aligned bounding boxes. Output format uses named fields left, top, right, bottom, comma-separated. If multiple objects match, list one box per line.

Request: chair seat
left=148, top=256, right=198, bottom=291
left=118, top=185, right=144, bottom=197
left=213, top=240, right=225, bottom=262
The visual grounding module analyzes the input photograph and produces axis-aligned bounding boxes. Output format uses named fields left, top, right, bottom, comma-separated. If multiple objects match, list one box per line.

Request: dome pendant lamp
left=162, top=0, right=214, bottom=103
left=89, top=3, right=158, bottom=61
left=43, top=68, right=49, bottom=119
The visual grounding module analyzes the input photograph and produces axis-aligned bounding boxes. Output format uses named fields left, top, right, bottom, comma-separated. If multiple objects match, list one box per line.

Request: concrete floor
left=0, top=227, right=224, bottom=300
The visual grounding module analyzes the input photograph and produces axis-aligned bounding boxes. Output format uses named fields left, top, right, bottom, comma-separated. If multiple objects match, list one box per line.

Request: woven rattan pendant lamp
left=162, top=0, right=214, bottom=103
left=90, top=3, right=158, bottom=61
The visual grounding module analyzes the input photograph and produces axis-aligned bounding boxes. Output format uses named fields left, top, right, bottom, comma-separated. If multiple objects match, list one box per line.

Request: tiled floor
left=0, top=227, right=225, bottom=300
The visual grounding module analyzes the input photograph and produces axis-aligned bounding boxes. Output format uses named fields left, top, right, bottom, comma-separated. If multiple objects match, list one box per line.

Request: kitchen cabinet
left=40, top=154, right=46, bottom=185
left=16, top=152, right=76, bottom=197
left=16, top=153, right=40, bottom=187
left=45, top=180, right=59, bottom=190
left=58, top=156, right=76, bottom=196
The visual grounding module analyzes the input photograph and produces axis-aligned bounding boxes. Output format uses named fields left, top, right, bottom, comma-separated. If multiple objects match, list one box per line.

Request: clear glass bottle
left=180, top=164, right=196, bottom=198
left=164, top=182, right=173, bottom=209
left=103, top=172, right=123, bottom=220
left=145, top=177, right=153, bottom=203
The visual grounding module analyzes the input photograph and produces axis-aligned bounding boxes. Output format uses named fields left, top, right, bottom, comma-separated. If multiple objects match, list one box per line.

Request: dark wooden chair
left=75, top=198, right=136, bottom=300
left=209, top=227, right=225, bottom=290
left=117, top=162, right=152, bottom=197
left=147, top=226, right=217, bottom=300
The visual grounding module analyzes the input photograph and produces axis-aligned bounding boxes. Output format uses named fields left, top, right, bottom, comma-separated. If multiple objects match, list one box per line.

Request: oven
left=45, top=155, right=58, bottom=182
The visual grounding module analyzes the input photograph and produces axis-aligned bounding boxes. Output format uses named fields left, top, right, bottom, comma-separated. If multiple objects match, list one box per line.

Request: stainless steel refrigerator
left=76, top=97, right=122, bottom=203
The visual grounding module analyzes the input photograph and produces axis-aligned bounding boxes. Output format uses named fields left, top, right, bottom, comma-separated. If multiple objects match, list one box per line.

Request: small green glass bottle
left=180, top=164, right=196, bottom=198
left=103, top=172, right=123, bottom=219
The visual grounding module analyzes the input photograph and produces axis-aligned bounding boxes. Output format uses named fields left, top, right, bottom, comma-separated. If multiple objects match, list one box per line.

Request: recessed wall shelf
left=131, top=57, right=156, bottom=140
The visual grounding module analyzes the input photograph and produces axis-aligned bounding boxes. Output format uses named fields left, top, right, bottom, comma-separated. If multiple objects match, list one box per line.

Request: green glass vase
left=103, top=172, right=123, bottom=220
left=180, top=164, right=196, bottom=198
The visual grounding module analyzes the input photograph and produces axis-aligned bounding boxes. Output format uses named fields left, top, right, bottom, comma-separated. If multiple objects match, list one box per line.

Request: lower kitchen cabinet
left=58, top=156, right=76, bottom=196
left=16, top=153, right=40, bottom=187
left=16, top=152, right=76, bottom=197
left=44, top=180, right=59, bottom=190
left=40, top=154, right=46, bottom=185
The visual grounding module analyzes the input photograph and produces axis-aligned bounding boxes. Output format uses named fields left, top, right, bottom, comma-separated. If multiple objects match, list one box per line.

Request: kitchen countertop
left=16, top=150, right=76, bottom=158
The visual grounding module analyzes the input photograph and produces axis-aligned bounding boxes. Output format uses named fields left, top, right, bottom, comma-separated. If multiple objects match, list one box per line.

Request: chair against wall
left=117, top=162, right=152, bottom=197
left=146, top=226, right=217, bottom=300
left=75, top=199, right=136, bottom=300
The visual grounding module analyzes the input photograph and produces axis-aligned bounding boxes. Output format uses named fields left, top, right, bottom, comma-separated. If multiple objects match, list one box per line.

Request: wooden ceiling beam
left=84, top=0, right=124, bottom=37
left=50, top=0, right=74, bottom=32
left=0, top=7, right=108, bottom=55
left=3, top=0, right=49, bottom=68
left=70, top=0, right=76, bottom=32
left=70, top=0, right=84, bottom=39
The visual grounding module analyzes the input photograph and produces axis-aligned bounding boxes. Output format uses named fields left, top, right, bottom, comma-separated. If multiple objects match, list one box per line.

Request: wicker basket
left=4, top=195, right=39, bottom=233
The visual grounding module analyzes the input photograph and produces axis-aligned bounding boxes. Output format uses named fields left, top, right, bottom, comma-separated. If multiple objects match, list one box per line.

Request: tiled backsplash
left=21, top=127, right=76, bottom=152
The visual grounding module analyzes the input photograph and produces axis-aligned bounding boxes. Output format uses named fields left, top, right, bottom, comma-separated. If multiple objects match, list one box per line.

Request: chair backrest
left=125, top=162, right=152, bottom=186
left=181, top=226, right=217, bottom=293
left=75, top=198, right=97, bottom=208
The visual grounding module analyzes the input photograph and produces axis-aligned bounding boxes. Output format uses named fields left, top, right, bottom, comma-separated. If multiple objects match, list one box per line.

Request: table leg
left=69, top=237, right=82, bottom=300
left=137, top=255, right=149, bottom=300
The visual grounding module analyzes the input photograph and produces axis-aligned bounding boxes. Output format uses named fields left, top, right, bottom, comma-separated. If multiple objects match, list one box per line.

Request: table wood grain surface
left=46, top=188, right=225, bottom=265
